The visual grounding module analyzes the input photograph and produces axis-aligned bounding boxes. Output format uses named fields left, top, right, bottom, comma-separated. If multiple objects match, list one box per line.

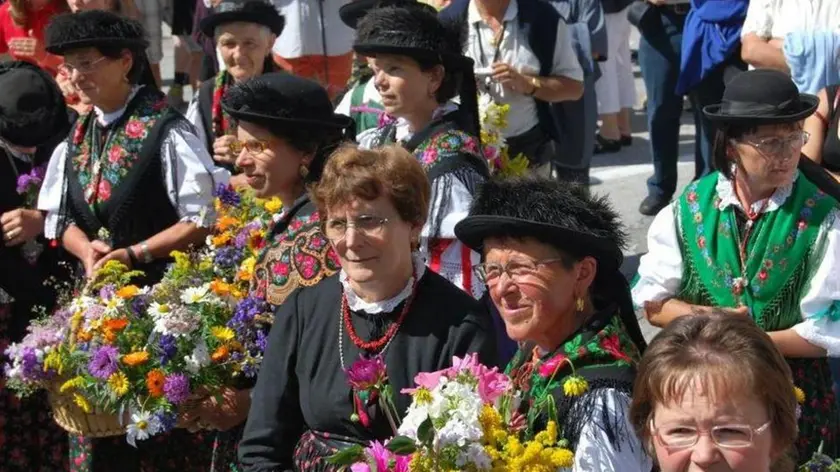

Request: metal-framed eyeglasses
left=734, top=131, right=809, bottom=160
left=229, top=139, right=270, bottom=155
left=324, top=215, right=390, bottom=242
left=651, top=420, right=772, bottom=449
left=473, top=258, right=566, bottom=285
left=58, top=56, right=109, bottom=76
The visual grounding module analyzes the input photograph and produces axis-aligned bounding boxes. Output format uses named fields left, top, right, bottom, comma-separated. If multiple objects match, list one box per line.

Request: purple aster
left=15, top=173, right=32, bottom=194
left=214, top=246, right=244, bottom=271
left=20, top=347, right=40, bottom=378
left=88, top=345, right=120, bottom=379
left=233, top=229, right=250, bottom=249
left=99, top=284, right=116, bottom=300
left=131, top=296, right=149, bottom=315
left=158, top=335, right=177, bottom=366
left=155, top=411, right=178, bottom=433
left=215, top=184, right=240, bottom=206
left=163, top=374, right=191, bottom=404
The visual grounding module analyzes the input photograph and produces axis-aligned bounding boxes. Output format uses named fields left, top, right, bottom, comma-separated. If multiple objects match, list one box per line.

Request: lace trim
left=716, top=169, right=798, bottom=214
left=340, top=252, right=426, bottom=314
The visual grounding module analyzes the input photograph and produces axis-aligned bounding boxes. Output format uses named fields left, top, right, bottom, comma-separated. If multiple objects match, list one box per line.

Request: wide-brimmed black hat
left=0, top=62, right=70, bottom=147
left=222, top=72, right=353, bottom=130
left=455, top=178, right=626, bottom=273
left=353, top=5, right=472, bottom=69
left=703, top=69, right=819, bottom=124
left=340, top=0, right=426, bottom=29
left=199, top=0, right=285, bottom=38
left=45, top=10, right=149, bottom=55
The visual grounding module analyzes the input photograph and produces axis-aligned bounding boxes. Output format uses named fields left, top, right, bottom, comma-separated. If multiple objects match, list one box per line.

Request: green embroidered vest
left=677, top=172, right=837, bottom=331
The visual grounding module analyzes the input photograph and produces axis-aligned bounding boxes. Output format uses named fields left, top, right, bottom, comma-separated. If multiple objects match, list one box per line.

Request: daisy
left=180, top=285, right=209, bottom=305
left=126, top=410, right=162, bottom=447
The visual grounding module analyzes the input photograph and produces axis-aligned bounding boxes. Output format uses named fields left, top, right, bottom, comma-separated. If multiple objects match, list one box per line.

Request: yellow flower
left=211, top=326, right=235, bottom=342
left=212, top=232, right=232, bottom=247
left=550, top=448, right=574, bottom=468
left=216, top=215, right=239, bottom=231
left=413, top=387, right=433, bottom=405
left=563, top=375, right=588, bottom=397
left=107, top=371, right=130, bottom=397
left=73, top=393, right=92, bottom=413
left=170, top=250, right=191, bottom=271
left=122, top=351, right=150, bottom=366
left=409, top=452, right=434, bottom=472
left=794, top=386, right=806, bottom=404
left=479, top=404, right=505, bottom=446
left=116, top=285, right=140, bottom=299
left=59, top=376, right=86, bottom=393
left=43, top=350, right=65, bottom=375
left=210, top=280, right=231, bottom=297
left=238, top=257, right=256, bottom=281
left=264, top=197, right=282, bottom=213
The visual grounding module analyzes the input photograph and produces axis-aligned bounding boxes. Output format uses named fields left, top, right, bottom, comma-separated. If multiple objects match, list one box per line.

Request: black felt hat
left=455, top=177, right=627, bottom=273
left=353, top=4, right=472, bottom=69
left=45, top=10, right=149, bottom=55
left=704, top=69, right=818, bottom=124
left=340, top=0, right=427, bottom=29
left=199, top=0, right=285, bottom=38
left=222, top=72, right=353, bottom=130
left=0, top=62, right=70, bottom=147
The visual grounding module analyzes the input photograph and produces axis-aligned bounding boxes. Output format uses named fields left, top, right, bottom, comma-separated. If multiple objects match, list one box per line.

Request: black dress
left=238, top=271, right=498, bottom=471
left=0, top=145, right=71, bottom=471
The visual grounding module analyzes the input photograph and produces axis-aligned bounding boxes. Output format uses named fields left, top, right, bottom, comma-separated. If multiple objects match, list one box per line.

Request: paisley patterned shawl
left=505, top=307, right=642, bottom=448
left=66, top=87, right=169, bottom=211
left=252, top=196, right=341, bottom=307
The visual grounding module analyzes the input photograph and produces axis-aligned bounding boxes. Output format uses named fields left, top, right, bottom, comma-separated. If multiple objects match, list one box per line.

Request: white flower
left=180, top=285, right=210, bottom=305
left=153, top=307, right=199, bottom=338
left=148, top=302, right=171, bottom=319
left=70, top=295, right=96, bottom=313
left=126, top=410, right=162, bottom=447
left=103, top=296, right=125, bottom=316
left=398, top=402, right=430, bottom=440
left=184, top=340, right=211, bottom=374
left=456, top=443, right=492, bottom=470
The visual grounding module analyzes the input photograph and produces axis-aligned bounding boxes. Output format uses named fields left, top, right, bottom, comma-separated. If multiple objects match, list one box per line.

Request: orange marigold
left=211, top=345, right=230, bottom=363
left=216, top=215, right=239, bottom=231
left=76, top=330, right=93, bottom=342
left=146, top=370, right=165, bottom=397
left=122, top=351, right=150, bottom=366
left=210, top=280, right=231, bottom=296
left=212, top=233, right=232, bottom=247
left=104, top=319, right=129, bottom=331
left=116, top=285, right=140, bottom=299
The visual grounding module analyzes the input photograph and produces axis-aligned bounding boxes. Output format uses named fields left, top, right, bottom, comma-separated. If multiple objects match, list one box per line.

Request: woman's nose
left=373, top=70, right=388, bottom=91
left=343, top=226, right=363, bottom=249
left=690, top=434, right=722, bottom=467
left=234, top=148, right=250, bottom=168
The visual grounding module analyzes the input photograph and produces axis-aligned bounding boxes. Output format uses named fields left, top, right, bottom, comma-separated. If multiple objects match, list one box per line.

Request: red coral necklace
left=341, top=277, right=418, bottom=352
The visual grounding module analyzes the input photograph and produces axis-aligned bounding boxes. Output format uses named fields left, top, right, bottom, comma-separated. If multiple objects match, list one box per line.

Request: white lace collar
left=94, top=86, right=142, bottom=126
left=340, top=252, right=427, bottom=314
left=393, top=101, right=459, bottom=143
left=716, top=169, right=798, bottom=215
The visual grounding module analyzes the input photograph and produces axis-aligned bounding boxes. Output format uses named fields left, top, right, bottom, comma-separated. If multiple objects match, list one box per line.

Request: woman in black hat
left=633, top=68, right=840, bottom=460
left=37, top=11, right=226, bottom=470
left=353, top=4, right=489, bottom=300
left=185, top=0, right=284, bottom=179
left=180, top=72, right=354, bottom=471
left=0, top=60, right=71, bottom=472
left=454, top=177, right=651, bottom=470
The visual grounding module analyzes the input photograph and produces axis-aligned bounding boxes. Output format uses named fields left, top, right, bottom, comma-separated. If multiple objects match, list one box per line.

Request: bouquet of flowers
left=478, top=94, right=530, bottom=178
left=330, top=353, right=580, bottom=471
left=799, top=442, right=840, bottom=471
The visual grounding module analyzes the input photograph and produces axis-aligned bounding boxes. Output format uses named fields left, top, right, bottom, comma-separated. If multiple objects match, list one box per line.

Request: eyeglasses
left=651, top=420, right=772, bottom=449
left=473, top=258, right=566, bottom=285
left=736, top=131, right=810, bottom=160
left=229, top=139, right=270, bottom=155
left=58, top=56, right=109, bottom=76
left=324, top=215, right=389, bottom=242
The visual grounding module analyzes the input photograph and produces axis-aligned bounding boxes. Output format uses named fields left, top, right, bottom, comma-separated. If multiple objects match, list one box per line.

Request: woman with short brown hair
left=237, top=144, right=497, bottom=471
left=631, top=312, right=799, bottom=472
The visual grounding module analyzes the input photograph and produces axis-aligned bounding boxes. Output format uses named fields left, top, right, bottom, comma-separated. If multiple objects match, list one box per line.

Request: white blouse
left=632, top=172, right=840, bottom=356
left=184, top=91, right=210, bottom=153
left=566, top=389, right=653, bottom=472
left=38, top=87, right=230, bottom=239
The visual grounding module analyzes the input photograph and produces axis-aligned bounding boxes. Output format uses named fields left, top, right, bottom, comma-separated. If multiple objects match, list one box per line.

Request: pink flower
left=448, top=353, right=482, bottom=377
left=345, top=354, right=388, bottom=390
left=393, top=454, right=411, bottom=472
left=401, top=369, right=446, bottom=395
left=538, top=353, right=567, bottom=378
left=125, top=119, right=146, bottom=139
left=477, top=369, right=511, bottom=404
left=368, top=441, right=391, bottom=472
left=350, top=464, right=371, bottom=472
left=108, top=146, right=124, bottom=163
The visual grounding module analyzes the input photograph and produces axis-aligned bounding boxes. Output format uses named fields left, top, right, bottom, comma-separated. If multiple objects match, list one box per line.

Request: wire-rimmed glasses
left=473, top=258, right=566, bottom=285
left=651, top=420, right=772, bottom=449
left=324, top=215, right=389, bottom=242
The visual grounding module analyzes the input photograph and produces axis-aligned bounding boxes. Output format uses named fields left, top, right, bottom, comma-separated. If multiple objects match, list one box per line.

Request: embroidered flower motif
left=124, top=119, right=146, bottom=139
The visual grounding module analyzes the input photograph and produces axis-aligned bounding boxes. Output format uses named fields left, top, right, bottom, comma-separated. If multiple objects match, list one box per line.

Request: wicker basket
left=49, top=389, right=127, bottom=438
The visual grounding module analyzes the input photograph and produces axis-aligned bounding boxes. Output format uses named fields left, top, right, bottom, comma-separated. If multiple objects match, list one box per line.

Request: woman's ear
left=426, top=64, right=445, bottom=99
left=120, top=49, right=134, bottom=82
left=574, top=256, right=597, bottom=295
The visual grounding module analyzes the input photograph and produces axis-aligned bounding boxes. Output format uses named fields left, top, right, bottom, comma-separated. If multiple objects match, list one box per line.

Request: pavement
left=159, top=28, right=697, bottom=342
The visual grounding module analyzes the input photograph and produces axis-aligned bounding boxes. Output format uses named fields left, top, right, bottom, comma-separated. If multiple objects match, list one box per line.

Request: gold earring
left=576, top=297, right=585, bottom=312
left=299, top=165, right=309, bottom=179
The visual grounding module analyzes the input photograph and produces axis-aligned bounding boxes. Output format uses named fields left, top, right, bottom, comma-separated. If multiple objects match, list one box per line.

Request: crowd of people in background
left=1, top=0, right=840, bottom=471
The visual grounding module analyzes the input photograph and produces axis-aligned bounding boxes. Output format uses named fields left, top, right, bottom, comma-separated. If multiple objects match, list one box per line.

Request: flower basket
left=48, top=387, right=126, bottom=437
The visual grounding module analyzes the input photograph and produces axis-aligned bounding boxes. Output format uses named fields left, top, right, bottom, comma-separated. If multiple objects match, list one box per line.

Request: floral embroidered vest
left=505, top=308, right=642, bottom=448
left=252, top=197, right=340, bottom=307
left=676, top=172, right=837, bottom=331
left=67, top=88, right=169, bottom=210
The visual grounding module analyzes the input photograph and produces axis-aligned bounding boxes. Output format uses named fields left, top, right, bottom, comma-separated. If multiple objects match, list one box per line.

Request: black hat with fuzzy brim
left=455, top=177, right=627, bottom=273
left=45, top=10, right=149, bottom=55
left=340, top=0, right=429, bottom=29
left=199, top=0, right=285, bottom=38
left=353, top=4, right=472, bottom=69
left=222, top=72, right=353, bottom=130
left=0, top=61, right=70, bottom=147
